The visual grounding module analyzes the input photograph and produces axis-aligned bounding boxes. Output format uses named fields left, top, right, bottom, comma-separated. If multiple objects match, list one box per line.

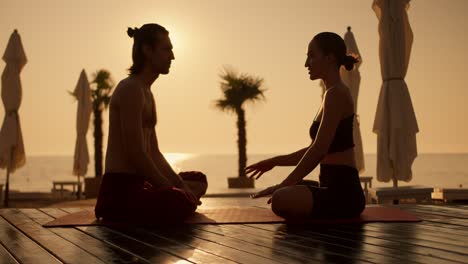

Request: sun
left=167, top=26, right=185, bottom=55
left=135, top=12, right=189, bottom=56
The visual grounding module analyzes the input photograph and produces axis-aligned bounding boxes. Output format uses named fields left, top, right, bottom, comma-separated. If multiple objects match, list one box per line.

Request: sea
left=0, top=153, right=467, bottom=193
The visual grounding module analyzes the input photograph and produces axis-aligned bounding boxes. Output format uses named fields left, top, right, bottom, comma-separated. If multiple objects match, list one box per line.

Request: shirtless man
left=95, top=24, right=207, bottom=223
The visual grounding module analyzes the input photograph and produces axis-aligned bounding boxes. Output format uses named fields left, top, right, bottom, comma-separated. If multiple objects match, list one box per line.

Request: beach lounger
left=51, top=181, right=82, bottom=199
left=369, top=185, right=433, bottom=204
left=432, top=188, right=468, bottom=202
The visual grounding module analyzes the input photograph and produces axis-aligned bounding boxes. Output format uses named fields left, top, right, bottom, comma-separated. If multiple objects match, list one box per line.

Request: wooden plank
left=400, top=207, right=457, bottom=219
left=307, top=225, right=468, bottom=263
left=420, top=205, right=468, bottom=218
left=248, top=224, right=463, bottom=264
left=412, top=205, right=468, bottom=218
left=198, top=224, right=379, bottom=263
left=58, top=208, right=214, bottom=263
left=196, top=224, right=325, bottom=263
left=365, top=223, right=468, bottom=246
left=332, top=223, right=468, bottom=255
left=39, top=208, right=77, bottom=218
left=113, top=226, right=238, bottom=264
left=446, top=205, right=468, bottom=209
left=61, top=207, right=88, bottom=214
left=174, top=225, right=317, bottom=264
left=399, top=208, right=468, bottom=227
left=0, top=212, right=62, bottom=263
left=401, top=205, right=468, bottom=220
left=419, top=221, right=468, bottom=234
left=0, top=240, right=20, bottom=264
left=0, top=209, right=104, bottom=264
left=241, top=223, right=434, bottom=264
left=21, top=208, right=148, bottom=264
left=62, top=207, right=315, bottom=263
left=76, top=226, right=188, bottom=263
left=425, top=218, right=468, bottom=228
left=146, top=226, right=286, bottom=264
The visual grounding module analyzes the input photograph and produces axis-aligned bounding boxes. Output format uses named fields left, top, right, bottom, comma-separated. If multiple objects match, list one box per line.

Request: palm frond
left=91, top=69, right=114, bottom=109
left=215, top=66, right=267, bottom=112
left=67, top=90, right=77, bottom=100
left=215, top=99, right=236, bottom=113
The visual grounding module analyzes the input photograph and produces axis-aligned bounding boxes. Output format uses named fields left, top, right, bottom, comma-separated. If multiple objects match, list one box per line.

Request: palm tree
left=216, top=67, right=266, bottom=185
left=90, top=70, right=113, bottom=178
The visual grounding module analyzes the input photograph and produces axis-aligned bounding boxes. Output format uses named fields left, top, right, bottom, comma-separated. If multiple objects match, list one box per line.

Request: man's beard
left=152, top=62, right=170, bottom=75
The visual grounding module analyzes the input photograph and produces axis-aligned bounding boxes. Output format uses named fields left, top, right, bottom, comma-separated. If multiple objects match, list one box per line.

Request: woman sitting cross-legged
left=246, top=32, right=365, bottom=220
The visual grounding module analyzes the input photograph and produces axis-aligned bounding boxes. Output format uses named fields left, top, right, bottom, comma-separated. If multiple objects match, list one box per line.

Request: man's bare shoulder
left=112, top=77, right=143, bottom=105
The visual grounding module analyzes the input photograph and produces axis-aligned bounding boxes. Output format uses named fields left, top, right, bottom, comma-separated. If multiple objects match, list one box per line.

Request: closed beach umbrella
left=340, top=26, right=365, bottom=174
left=0, top=29, right=27, bottom=207
left=372, top=0, right=418, bottom=186
left=72, top=69, right=92, bottom=199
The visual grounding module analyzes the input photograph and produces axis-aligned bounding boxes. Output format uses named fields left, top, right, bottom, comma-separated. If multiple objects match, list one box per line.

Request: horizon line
left=23, top=152, right=468, bottom=157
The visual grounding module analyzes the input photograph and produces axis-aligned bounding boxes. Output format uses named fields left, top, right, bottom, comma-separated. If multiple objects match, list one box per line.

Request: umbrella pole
left=3, top=148, right=13, bottom=208
left=77, top=175, right=81, bottom=200
left=392, top=177, right=399, bottom=205
left=4, top=167, right=10, bottom=208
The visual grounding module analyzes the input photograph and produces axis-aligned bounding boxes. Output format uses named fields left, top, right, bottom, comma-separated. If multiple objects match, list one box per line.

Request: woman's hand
left=245, top=159, right=276, bottom=180
left=250, top=183, right=285, bottom=201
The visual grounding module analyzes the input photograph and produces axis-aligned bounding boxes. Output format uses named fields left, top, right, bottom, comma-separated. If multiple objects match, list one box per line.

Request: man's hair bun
left=127, top=27, right=139, bottom=38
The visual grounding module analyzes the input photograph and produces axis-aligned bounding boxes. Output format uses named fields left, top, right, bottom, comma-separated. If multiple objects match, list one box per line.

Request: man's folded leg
left=179, top=171, right=208, bottom=199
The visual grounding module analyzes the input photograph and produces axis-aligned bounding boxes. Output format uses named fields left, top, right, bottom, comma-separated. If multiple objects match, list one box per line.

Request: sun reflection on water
left=163, top=153, right=194, bottom=172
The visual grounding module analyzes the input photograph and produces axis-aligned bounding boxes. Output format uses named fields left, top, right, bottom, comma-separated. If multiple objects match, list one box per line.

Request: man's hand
left=181, top=182, right=202, bottom=205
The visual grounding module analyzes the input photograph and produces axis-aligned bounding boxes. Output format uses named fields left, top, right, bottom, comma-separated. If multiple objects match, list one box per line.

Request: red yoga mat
left=43, top=206, right=420, bottom=227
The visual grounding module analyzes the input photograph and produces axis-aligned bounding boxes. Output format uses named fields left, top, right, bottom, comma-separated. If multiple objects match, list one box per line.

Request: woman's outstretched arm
left=270, top=146, right=310, bottom=166
left=245, top=146, right=310, bottom=179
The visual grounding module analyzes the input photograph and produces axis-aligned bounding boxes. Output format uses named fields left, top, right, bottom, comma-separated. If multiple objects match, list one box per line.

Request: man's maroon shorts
left=94, top=171, right=207, bottom=224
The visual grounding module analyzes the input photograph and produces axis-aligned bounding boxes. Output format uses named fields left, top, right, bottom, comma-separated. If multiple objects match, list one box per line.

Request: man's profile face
left=145, top=32, right=175, bottom=75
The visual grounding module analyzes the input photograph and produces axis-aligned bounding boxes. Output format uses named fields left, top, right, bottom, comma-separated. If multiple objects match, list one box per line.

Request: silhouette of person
left=247, top=32, right=365, bottom=220
left=95, top=24, right=207, bottom=223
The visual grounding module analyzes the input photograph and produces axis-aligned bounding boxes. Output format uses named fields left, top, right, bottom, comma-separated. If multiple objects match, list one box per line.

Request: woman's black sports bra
left=309, top=113, right=355, bottom=153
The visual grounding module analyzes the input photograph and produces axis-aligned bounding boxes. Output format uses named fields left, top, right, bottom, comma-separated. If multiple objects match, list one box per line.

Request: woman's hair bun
left=127, top=27, right=139, bottom=38
left=343, top=54, right=359, bottom=71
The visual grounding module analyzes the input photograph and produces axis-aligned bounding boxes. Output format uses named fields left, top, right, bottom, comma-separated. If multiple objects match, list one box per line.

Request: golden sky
left=1, top=0, right=467, bottom=155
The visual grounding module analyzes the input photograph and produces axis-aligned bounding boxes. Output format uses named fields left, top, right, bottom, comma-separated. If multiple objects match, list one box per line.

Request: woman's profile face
left=304, top=40, right=327, bottom=80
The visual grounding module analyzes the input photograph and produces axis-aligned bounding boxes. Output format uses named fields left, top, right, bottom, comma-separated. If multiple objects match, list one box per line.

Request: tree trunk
left=236, top=107, right=247, bottom=178
left=93, top=105, right=103, bottom=178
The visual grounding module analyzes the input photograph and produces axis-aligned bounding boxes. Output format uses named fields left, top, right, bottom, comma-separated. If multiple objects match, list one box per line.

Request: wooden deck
left=0, top=198, right=467, bottom=263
